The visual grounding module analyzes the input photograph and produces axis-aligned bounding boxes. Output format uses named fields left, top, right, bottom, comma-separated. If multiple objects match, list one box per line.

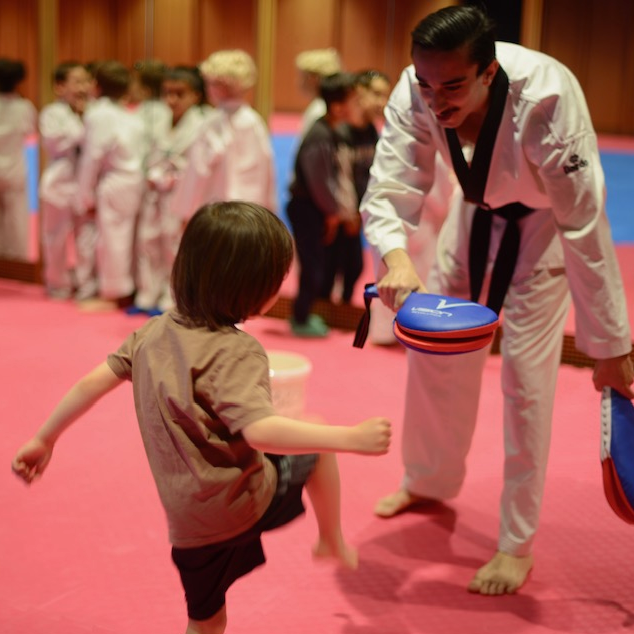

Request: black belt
left=469, top=202, right=535, bottom=315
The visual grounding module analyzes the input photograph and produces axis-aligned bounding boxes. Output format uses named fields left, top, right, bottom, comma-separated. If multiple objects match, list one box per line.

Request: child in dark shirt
left=287, top=72, right=364, bottom=336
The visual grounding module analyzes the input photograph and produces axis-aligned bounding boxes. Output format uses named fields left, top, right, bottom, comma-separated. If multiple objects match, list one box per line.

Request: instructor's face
left=412, top=44, right=497, bottom=130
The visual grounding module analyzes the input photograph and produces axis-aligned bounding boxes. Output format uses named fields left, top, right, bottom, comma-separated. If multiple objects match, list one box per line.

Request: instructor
left=361, top=5, right=633, bottom=595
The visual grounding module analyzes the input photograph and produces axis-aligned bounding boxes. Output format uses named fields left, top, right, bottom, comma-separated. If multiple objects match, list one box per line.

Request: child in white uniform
left=75, top=60, right=145, bottom=308
left=129, top=59, right=173, bottom=173
left=173, top=50, right=277, bottom=222
left=39, top=62, right=93, bottom=299
left=131, top=66, right=207, bottom=314
left=0, top=58, right=37, bottom=260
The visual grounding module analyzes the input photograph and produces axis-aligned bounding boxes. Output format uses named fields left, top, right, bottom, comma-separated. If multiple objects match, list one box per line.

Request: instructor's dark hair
left=411, top=6, right=496, bottom=75
left=172, top=201, right=294, bottom=329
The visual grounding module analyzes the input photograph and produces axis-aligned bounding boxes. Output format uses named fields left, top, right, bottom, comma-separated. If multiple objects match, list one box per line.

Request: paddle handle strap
left=353, top=283, right=379, bottom=348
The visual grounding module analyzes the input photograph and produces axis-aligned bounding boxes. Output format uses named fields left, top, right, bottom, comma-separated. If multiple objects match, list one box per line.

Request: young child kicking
left=12, top=200, right=391, bottom=634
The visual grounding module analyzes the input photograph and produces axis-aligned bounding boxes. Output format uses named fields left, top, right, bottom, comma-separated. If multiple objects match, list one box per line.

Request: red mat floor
left=1, top=277, right=633, bottom=634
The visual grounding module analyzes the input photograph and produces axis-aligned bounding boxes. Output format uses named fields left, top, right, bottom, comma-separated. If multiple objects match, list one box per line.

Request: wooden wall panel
left=623, top=26, right=634, bottom=136
left=2, top=0, right=633, bottom=131
left=273, top=0, right=338, bottom=111
left=583, top=1, right=634, bottom=135
left=113, top=0, right=148, bottom=66
left=57, top=0, right=118, bottom=65
left=152, top=0, right=199, bottom=65
left=540, top=0, right=634, bottom=135
left=339, top=0, right=390, bottom=75
left=197, top=0, right=257, bottom=60
left=0, top=0, right=39, bottom=104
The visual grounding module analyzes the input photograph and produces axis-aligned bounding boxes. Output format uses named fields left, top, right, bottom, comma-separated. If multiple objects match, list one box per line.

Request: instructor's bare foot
left=313, top=537, right=359, bottom=570
left=467, top=551, right=534, bottom=595
left=374, top=489, right=430, bottom=518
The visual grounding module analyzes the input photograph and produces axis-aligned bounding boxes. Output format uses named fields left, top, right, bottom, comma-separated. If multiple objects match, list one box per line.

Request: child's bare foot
left=313, top=537, right=359, bottom=570
left=467, top=551, right=534, bottom=595
left=374, top=489, right=430, bottom=517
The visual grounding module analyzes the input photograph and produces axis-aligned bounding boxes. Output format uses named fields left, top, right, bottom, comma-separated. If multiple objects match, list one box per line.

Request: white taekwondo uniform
left=135, top=105, right=208, bottom=310
left=0, top=93, right=37, bottom=259
left=369, top=154, right=459, bottom=345
left=40, top=100, right=97, bottom=297
left=76, top=97, right=144, bottom=300
left=173, top=100, right=277, bottom=222
left=361, top=42, right=632, bottom=555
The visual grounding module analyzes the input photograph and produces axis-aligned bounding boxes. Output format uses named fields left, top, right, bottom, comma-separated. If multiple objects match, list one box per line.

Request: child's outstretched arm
left=242, top=415, right=391, bottom=456
left=11, top=362, right=124, bottom=484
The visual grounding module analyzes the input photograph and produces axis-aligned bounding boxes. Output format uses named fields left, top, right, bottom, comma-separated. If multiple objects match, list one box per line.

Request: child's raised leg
left=185, top=605, right=227, bottom=634
left=305, top=453, right=358, bottom=569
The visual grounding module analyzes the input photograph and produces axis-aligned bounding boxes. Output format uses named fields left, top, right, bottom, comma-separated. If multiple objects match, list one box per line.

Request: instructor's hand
left=378, top=249, right=426, bottom=311
left=593, top=353, right=634, bottom=399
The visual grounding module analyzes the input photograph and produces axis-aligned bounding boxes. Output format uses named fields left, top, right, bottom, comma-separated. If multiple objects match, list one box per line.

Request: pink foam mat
left=1, top=279, right=633, bottom=633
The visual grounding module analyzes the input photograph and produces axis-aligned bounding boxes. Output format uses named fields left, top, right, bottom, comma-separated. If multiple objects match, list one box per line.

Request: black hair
left=85, top=60, right=101, bottom=78
left=95, top=60, right=130, bottom=99
left=411, top=5, right=497, bottom=75
left=319, top=72, right=358, bottom=109
left=53, top=61, right=85, bottom=84
left=172, top=202, right=294, bottom=329
left=0, top=58, right=26, bottom=93
left=163, top=65, right=206, bottom=104
left=133, top=59, right=167, bottom=98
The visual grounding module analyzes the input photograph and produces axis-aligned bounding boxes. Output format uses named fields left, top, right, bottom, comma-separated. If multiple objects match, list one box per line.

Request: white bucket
left=267, top=350, right=312, bottom=418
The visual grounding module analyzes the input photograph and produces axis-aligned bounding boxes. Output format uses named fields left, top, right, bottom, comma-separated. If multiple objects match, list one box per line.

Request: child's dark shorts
left=171, top=453, right=318, bottom=621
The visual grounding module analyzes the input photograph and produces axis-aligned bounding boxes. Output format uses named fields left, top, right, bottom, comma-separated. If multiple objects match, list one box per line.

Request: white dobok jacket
left=39, top=101, right=84, bottom=208
left=362, top=41, right=631, bottom=360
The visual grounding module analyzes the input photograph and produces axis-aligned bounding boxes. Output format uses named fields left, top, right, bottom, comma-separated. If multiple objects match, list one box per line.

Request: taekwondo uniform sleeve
left=522, top=65, right=631, bottom=359
left=39, top=102, right=84, bottom=208
left=171, top=109, right=230, bottom=222
left=360, top=66, right=440, bottom=259
left=76, top=101, right=110, bottom=213
left=40, top=103, right=83, bottom=158
left=225, top=105, right=277, bottom=212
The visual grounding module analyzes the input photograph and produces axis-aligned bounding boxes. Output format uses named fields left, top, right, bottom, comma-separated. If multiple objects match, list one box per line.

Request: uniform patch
left=563, top=154, right=589, bottom=174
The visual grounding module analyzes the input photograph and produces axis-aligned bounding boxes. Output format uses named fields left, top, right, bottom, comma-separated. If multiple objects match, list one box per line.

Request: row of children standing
left=287, top=49, right=391, bottom=337
left=37, top=50, right=275, bottom=313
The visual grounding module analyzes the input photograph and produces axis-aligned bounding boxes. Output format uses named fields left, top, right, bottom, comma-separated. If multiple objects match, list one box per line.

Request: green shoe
left=290, top=313, right=329, bottom=338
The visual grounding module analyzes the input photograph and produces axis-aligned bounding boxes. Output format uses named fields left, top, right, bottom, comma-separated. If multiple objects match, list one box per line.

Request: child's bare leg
left=185, top=605, right=227, bottom=634
left=305, top=453, right=358, bottom=569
